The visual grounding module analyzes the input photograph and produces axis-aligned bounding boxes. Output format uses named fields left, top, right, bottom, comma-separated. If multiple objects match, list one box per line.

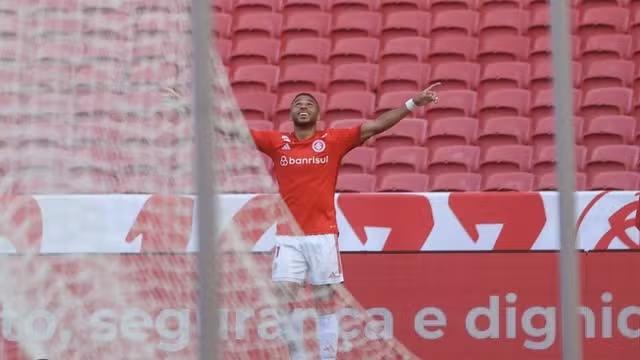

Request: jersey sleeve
left=330, top=125, right=363, bottom=156
left=250, top=129, right=278, bottom=156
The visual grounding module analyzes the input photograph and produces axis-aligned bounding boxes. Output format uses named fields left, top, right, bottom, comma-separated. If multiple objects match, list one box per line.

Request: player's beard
left=292, top=115, right=317, bottom=129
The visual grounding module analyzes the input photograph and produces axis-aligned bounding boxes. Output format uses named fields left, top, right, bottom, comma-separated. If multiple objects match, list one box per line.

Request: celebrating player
left=250, top=83, right=440, bottom=359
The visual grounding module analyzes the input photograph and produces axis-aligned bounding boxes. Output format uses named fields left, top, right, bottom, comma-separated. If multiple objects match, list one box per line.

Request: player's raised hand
left=412, top=82, right=441, bottom=106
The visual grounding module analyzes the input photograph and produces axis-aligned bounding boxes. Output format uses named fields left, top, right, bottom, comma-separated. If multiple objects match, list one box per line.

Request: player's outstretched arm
left=359, top=82, right=441, bottom=143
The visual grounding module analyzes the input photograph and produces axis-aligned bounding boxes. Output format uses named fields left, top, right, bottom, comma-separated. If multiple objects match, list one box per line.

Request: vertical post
left=191, top=0, right=217, bottom=359
left=549, top=0, right=582, bottom=359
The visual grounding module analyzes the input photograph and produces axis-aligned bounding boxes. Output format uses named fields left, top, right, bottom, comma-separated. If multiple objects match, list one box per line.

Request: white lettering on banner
left=279, top=155, right=329, bottom=167
left=414, top=307, right=447, bottom=340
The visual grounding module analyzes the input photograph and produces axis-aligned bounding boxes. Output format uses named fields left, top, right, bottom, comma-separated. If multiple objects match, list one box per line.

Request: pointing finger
left=425, top=82, right=442, bottom=91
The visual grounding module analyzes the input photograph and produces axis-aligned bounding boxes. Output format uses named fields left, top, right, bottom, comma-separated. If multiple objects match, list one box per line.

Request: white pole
left=549, top=0, right=583, bottom=359
left=191, top=0, right=217, bottom=359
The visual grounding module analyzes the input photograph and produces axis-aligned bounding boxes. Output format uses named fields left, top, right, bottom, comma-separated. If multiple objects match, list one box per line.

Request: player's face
left=291, top=96, right=319, bottom=127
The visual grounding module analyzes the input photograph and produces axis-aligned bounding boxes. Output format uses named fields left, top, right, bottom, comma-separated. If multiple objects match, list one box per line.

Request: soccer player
left=249, top=84, right=440, bottom=359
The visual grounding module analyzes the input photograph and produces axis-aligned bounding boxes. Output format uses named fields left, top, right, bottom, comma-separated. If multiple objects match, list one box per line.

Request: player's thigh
left=272, top=237, right=307, bottom=285
left=304, top=234, right=343, bottom=286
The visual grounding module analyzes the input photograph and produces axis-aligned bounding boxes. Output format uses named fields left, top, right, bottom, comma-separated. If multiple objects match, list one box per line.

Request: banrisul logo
left=280, top=155, right=329, bottom=167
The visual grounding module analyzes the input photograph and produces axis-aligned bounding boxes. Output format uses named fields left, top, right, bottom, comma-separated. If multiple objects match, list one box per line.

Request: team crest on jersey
left=312, top=139, right=326, bottom=153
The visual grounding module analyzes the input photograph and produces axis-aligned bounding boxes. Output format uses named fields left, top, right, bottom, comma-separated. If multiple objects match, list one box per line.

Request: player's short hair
left=291, top=92, right=319, bottom=108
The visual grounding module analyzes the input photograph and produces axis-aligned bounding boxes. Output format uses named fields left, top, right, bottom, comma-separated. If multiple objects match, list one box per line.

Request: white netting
left=0, top=1, right=416, bottom=358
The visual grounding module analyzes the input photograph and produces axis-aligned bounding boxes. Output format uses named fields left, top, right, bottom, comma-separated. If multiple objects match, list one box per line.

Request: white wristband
left=405, top=99, right=417, bottom=111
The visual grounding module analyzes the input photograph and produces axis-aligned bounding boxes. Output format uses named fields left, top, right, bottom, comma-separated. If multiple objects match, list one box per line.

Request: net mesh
left=0, top=1, right=416, bottom=358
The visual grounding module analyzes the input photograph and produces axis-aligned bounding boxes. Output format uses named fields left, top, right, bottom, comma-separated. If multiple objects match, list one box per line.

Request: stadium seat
left=532, top=145, right=587, bottom=175
left=229, top=38, right=279, bottom=69
left=430, top=10, right=478, bottom=39
left=577, top=7, right=629, bottom=41
left=282, top=12, right=330, bottom=40
left=580, top=87, right=632, bottom=120
left=429, top=173, right=482, bottom=192
left=330, top=118, right=367, bottom=129
left=83, top=12, right=129, bottom=39
left=480, top=0, right=523, bottom=10
left=426, top=145, right=480, bottom=175
left=232, top=0, right=281, bottom=15
left=216, top=39, right=231, bottom=65
left=535, top=172, right=588, bottom=191
left=231, top=13, right=282, bottom=41
left=370, top=117, right=427, bottom=151
left=377, top=173, right=429, bottom=192
left=231, top=64, right=279, bottom=93
left=424, top=90, right=477, bottom=120
left=212, top=0, right=233, bottom=13
left=277, top=64, right=330, bottom=93
left=324, top=91, right=375, bottom=123
left=589, top=171, right=640, bottom=190
left=582, top=115, right=635, bottom=149
left=381, top=11, right=430, bottom=42
left=631, top=6, right=640, bottom=38
left=280, top=38, right=330, bottom=66
left=482, top=172, right=534, bottom=191
left=586, top=145, right=639, bottom=178
left=380, top=0, right=425, bottom=14
left=581, top=60, right=633, bottom=93
left=479, top=144, right=532, bottom=176
left=36, top=41, right=83, bottom=64
left=530, top=35, right=581, bottom=62
left=425, top=116, right=478, bottom=152
left=530, top=89, right=582, bottom=121
left=531, top=116, right=584, bottom=149
left=580, top=34, right=631, bottom=67
left=336, top=173, right=376, bottom=192
left=430, top=62, right=480, bottom=90
left=530, top=59, right=582, bottom=93
left=330, top=0, right=380, bottom=14
left=431, top=0, right=478, bottom=12
left=274, top=92, right=327, bottom=124
left=328, top=63, right=377, bottom=93
left=331, top=11, right=382, bottom=41
left=247, top=120, right=275, bottom=131
left=129, top=62, right=178, bottom=89
left=375, top=146, right=428, bottom=178
left=379, top=37, right=430, bottom=65
left=428, top=36, right=479, bottom=65
left=478, top=9, right=528, bottom=36
left=478, top=89, right=530, bottom=119
left=378, top=63, right=425, bottom=95
left=477, top=34, right=529, bottom=64
left=282, top=0, right=327, bottom=15
left=235, top=92, right=276, bottom=121
left=213, top=13, right=232, bottom=38
left=477, top=116, right=530, bottom=151
left=329, top=37, right=380, bottom=67
left=340, top=146, right=376, bottom=173
left=479, top=61, right=529, bottom=93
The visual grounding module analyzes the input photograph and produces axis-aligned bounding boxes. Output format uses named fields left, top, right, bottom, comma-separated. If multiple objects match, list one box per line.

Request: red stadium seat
left=378, top=63, right=425, bottom=94
left=324, top=91, right=375, bottom=123
left=430, top=10, right=478, bottom=39
left=530, top=89, right=582, bottom=121
left=215, top=39, right=231, bottom=65
left=381, top=11, right=430, bottom=42
left=429, top=173, right=482, bottom=192
left=212, top=0, right=233, bottom=13
left=483, top=172, right=534, bottom=191
left=129, top=62, right=178, bottom=87
left=426, top=117, right=478, bottom=152
left=328, top=63, right=377, bottom=93
left=479, top=61, right=529, bottom=93
left=329, top=38, right=380, bottom=67
left=278, top=64, right=330, bottom=93
left=282, top=12, right=330, bottom=40
left=478, top=89, right=530, bottom=119
left=477, top=116, right=530, bottom=151
left=430, top=62, right=480, bottom=90
left=589, top=171, right=640, bottom=190
left=578, top=7, right=629, bottom=41
left=331, top=11, right=382, bottom=41
left=330, top=0, right=380, bottom=14
left=235, top=92, right=276, bottom=121
left=274, top=92, right=327, bottom=124
left=330, top=118, right=367, bottom=129
left=213, top=13, right=232, bottom=38
left=431, top=0, right=478, bottom=12
left=532, top=145, right=587, bottom=175
left=282, top=0, right=327, bottom=15
left=530, top=35, right=581, bottom=62
left=631, top=6, right=640, bottom=39
left=424, top=90, right=477, bottom=120
left=380, top=0, right=424, bottom=14
left=229, top=38, right=279, bottom=69
left=377, top=173, right=429, bottom=192
left=336, top=173, right=377, bottom=192
left=580, top=34, right=631, bottom=67
left=375, top=146, right=428, bottom=178
left=233, top=0, right=281, bottom=15
left=341, top=147, right=376, bottom=173
left=247, top=120, right=275, bottom=131
left=231, top=13, right=282, bottom=41
left=530, top=59, right=581, bottom=93
left=582, top=115, right=636, bottom=149
left=580, top=87, right=632, bottom=120
left=535, top=173, right=588, bottom=191
left=280, top=38, right=331, bottom=66
left=379, top=37, right=430, bottom=65
left=231, top=64, right=279, bottom=93
left=371, top=118, right=427, bottom=151
left=426, top=145, right=480, bottom=175
left=478, top=9, right=528, bottom=36
left=586, top=145, right=639, bottom=178
left=480, top=0, right=522, bottom=10
left=478, top=34, right=529, bottom=64
left=581, top=60, right=633, bottom=93
left=531, top=116, right=584, bottom=149
left=37, top=41, right=83, bottom=64
left=479, top=144, right=532, bottom=176
left=429, top=36, right=478, bottom=65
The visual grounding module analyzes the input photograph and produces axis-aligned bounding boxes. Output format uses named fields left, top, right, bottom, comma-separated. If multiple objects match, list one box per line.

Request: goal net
left=0, top=1, right=416, bottom=359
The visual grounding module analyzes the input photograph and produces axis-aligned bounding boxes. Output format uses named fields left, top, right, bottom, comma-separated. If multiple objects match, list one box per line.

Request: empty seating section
left=4, top=0, right=639, bottom=193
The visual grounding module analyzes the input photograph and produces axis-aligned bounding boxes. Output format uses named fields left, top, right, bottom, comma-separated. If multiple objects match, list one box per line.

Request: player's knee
left=313, top=284, right=340, bottom=314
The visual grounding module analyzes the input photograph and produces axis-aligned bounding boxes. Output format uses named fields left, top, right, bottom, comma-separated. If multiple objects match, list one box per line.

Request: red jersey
left=251, top=126, right=362, bottom=235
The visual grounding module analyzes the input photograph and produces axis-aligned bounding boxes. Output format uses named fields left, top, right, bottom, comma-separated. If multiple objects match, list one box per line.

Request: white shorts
left=272, top=234, right=344, bottom=285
